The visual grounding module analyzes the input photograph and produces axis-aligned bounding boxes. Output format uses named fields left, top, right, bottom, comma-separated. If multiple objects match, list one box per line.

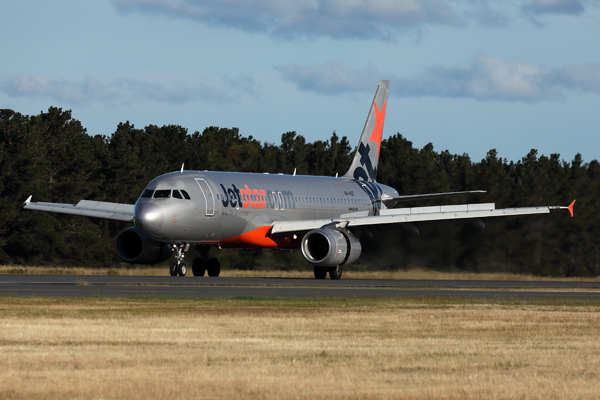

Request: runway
left=2, top=274, right=600, bottom=300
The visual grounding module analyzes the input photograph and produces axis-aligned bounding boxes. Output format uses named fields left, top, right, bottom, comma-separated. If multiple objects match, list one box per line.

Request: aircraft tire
left=207, top=258, right=220, bottom=277
left=314, top=266, right=327, bottom=279
left=178, top=263, right=187, bottom=277
left=328, top=266, right=342, bottom=280
left=192, top=258, right=206, bottom=277
left=169, top=262, right=178, bottom=276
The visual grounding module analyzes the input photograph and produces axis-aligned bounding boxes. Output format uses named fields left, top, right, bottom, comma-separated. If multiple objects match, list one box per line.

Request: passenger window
left=173, top=190, right=183, bottom=199
left=141, top=189, right=154, bottom=198
left=180, top=190, right=191, bottom=200
left=153, top=190, right=171, bottom=199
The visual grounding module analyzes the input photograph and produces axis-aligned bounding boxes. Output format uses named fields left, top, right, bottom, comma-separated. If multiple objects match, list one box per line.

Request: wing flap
left=24, top=198, right=134, bottom=222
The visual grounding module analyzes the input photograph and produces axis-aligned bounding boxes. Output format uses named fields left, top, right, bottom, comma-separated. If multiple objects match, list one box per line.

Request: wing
left=23, top=196, right=134, bottom=223
left=271, top=201, right=575, bottom=235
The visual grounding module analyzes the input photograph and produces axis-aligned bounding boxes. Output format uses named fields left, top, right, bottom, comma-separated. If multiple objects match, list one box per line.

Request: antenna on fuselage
left=335, top=172, right=338, bottom=178
left=293, top=168, right=296, bottom=176
left=181, top=163, right=184, bottom=173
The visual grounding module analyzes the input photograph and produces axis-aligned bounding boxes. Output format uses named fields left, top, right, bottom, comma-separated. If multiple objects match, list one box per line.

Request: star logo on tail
left=369, top=99, right=387, bottom=157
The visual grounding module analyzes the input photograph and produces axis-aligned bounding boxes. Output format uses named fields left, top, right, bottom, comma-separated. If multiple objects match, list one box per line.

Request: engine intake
left=115, top=227, right=173, bottom=264
left=301, top=228, right=361, bottom=266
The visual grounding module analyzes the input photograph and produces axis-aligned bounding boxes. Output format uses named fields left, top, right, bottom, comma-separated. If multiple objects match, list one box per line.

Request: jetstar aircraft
left=23, top=81, right=575, bottom=279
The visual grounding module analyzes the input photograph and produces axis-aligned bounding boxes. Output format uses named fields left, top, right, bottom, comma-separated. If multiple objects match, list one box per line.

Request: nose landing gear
left=169, top=243, right=188, bottom=277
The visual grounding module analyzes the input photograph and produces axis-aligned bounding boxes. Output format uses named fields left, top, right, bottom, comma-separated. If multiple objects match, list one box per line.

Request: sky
left=1, top=0, right=599, bottom=163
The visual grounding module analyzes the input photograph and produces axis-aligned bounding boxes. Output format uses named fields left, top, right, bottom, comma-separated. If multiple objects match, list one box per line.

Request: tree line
left=0, top=107, right=597, bottom=276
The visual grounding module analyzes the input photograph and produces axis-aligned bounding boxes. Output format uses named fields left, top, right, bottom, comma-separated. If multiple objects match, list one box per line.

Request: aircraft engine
left=115, top=227, right=173, bottom=264
left=300, top=228, right=361, bottom=266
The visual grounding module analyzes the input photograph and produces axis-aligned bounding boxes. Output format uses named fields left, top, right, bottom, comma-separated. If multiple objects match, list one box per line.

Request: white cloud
left=0, top=74, right=260, bottom=105
left=0, top=76, right=117, bottom=105
left=278, top=56, right=600, bottom=102
left=276, top=61, right=381, bottom=95
left=548, top=63, right=600, bottom=92
left=112, top=0, right=463, bottom=40
left=398, top=56, right=558, bottom=101
left=465, top=0, right=509, bottom=27
left=523, top=0, right=585, bottom=15
left=112, top=0, right=599, bottom=39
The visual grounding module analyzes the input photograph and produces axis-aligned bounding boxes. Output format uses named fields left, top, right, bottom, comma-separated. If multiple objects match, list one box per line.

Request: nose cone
left=135, top=202, right=164, bottom=239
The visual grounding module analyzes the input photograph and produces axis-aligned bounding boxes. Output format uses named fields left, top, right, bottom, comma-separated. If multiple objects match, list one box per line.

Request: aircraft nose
left=135, top=202, right=164, bottom=238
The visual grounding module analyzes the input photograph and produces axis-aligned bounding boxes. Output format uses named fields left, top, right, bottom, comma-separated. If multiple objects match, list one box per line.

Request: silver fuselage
left=134, top=171, right=397, bottom=248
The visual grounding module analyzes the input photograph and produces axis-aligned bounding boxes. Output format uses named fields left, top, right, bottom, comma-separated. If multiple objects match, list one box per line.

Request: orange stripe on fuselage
left=208, top=225, right=301, bottom=249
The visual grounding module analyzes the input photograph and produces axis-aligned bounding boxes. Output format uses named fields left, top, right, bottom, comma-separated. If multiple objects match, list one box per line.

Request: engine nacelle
left=300, top=228, right=361, bottom=266
left=115, top=227, right=173, bottom=264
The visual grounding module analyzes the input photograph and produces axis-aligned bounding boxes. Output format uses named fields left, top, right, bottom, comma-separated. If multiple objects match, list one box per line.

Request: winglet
left=567, top=199, right=576, bottom=217
left=24, top=195, right=32, bottom=205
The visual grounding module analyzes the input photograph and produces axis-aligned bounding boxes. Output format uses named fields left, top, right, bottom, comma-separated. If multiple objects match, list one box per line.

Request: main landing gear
left=314, top=265, right=342, bottom=280
left=191, top=245, right=220, bottom=277
left=169, top=244, right=221, bottom=277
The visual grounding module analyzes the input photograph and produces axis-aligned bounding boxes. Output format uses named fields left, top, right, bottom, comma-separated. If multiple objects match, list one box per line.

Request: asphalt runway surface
left=2, top=274, right=600, bottom=300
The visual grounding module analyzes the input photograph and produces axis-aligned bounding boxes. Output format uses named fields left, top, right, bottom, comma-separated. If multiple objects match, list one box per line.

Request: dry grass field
left=1, top=296, right=600, bottom=399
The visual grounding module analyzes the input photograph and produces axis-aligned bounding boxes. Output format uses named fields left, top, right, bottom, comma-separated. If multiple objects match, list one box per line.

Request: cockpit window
left=172, top=190, right=183, bottom=199
left=141, top=189, right=154, bottom=198
left=180, top=190, right=191, bottom=200
left=153, top=190, right=171, bottom=199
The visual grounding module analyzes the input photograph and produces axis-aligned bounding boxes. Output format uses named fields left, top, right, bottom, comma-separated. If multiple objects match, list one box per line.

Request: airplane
left=23, top=81, right=575, bottom=279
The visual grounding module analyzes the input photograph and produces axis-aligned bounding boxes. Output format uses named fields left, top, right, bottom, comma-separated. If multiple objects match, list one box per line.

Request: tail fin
left=342, top=80, right=389, bottom=182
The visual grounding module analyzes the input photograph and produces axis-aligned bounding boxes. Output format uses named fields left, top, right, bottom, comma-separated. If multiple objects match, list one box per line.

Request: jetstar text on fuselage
left=219, top=183, right=270, bottom=208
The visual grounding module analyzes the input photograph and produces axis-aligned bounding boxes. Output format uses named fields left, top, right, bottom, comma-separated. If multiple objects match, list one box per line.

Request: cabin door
left=195, top=178, right=215, bottom=216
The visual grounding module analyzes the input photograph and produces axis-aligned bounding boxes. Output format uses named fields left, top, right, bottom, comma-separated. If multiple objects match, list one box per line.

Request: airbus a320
left=24, top=81, right=575, bottom=279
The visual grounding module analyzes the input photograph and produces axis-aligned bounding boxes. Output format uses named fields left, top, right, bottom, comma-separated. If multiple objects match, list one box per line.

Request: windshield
left=153, top=190, right=171, bottom=199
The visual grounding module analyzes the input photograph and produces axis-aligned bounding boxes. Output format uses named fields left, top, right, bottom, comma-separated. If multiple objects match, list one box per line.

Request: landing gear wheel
left=314, top=266, right=327, bottom=279
left=192, top=258, right=206, bottom=277
left=170, top=243, right=189, bottom=277
left=328, top=266, right=342, bottom=280
left=207, top=258, right=221, bottom=277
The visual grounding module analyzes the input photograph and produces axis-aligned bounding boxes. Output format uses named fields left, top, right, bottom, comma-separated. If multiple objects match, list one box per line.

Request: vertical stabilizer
left=342, top=80, right=389, bottom=182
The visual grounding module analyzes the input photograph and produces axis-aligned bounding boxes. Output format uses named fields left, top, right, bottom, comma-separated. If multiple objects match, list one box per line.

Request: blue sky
left=2, top=0, right=599, bottom=163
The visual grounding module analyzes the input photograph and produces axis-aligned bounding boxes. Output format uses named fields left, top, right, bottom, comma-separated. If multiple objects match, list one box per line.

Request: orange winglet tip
left=567, top=199, right=576, bottom=217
